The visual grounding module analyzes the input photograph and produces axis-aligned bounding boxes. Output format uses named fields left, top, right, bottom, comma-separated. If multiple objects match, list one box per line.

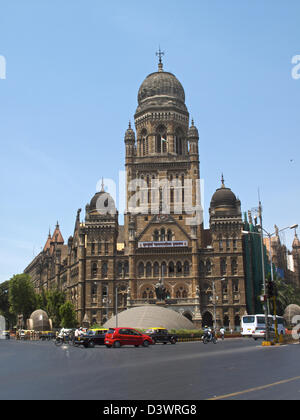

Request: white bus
left=241, top=314, right=285, bottom=339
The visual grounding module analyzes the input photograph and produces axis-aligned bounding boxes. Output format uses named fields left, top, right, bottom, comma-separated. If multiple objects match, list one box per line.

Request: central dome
left=138, top=71, right=185, bottom=105
left=135, top=65, right=188, bottom=116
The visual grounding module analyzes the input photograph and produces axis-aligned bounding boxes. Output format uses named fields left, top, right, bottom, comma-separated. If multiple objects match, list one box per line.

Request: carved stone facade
left=24, top=60, right=248, bottom=329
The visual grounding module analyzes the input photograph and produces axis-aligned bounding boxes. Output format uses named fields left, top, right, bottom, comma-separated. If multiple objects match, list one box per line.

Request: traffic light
left=266, top=280, right=277, bottom=298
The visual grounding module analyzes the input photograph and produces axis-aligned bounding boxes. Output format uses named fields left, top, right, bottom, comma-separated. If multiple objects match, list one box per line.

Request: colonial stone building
left=24, top=58, right=248, bottom=329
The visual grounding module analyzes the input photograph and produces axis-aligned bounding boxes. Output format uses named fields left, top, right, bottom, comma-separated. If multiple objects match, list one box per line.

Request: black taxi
left=144, top=328, right=177, bottom=345
left=74, top=328, right=108, bottom=348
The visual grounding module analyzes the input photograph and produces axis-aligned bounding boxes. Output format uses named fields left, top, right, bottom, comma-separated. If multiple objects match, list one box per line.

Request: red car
left=105, top=327, right=153, bottom=348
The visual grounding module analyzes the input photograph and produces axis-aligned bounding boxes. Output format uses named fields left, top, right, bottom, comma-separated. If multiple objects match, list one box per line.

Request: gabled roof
left=51, top=222, right=64, bottom=244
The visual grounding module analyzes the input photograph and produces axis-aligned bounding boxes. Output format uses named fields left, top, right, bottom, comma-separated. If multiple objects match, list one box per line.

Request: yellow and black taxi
left=74, top=328, right=108, bottom=348
left=1, top=330, right=10, bottom=339
left=144, top=328, right=177, bottom=344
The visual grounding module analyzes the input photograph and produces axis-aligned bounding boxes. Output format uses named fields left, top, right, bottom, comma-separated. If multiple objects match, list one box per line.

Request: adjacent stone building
left=24, top=58, right=248, bottom=329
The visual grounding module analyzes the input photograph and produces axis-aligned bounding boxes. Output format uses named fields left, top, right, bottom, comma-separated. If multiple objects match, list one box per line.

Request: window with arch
left=175, top=128, right=183, bottom=155
left=176, top=261, right=182, bottom=275
left=231, top=258, right=238, bottom=275
left=91, top=284, right=97, bottom=296
left=146, top=262, right=152, bottom=277
left=91, top=262, right=97, bottom=278
left=167, top=229, right=172, bottom=241
left=101, top=262, right=108, bottom=278
left=184, top=261, right=190, bottom=276
left=169, top=261, right=175, bottom=275
left=161, top=262, right=167, bottom=277
left=138, top=262, right=144, bottom=277
left=156, top=125, right=167, bottom=153
left=141, top=129, right=148, bottom=156
left=218, top=236, right=223, bottom=251
left=117, top=262, right=123, bottom=277
left=153, top=230, right=159, bottom=241
left=226, top=236, right=230, bottom=250
left=153, top=262, right=160, bottom=277
left=160, top=228, right=165, bottom=241
left=206, top=259, right=212, bottom=275
left=233, top=235, right=237, bottom=250
left=124, top=261, right=129, bottom=277
left=220, top=258, right=227, bottom=276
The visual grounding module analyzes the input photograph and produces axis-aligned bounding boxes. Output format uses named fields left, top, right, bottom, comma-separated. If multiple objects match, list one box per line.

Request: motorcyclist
left=203, top=326, right=212, bottom=340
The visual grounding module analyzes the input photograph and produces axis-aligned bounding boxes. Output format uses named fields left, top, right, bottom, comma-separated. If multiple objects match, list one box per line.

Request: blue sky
left=0, top=0, right=299, bottom=283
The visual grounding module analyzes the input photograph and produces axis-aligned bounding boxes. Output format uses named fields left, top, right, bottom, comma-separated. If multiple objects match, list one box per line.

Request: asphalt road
left=1, top=338, right=300, bottom=400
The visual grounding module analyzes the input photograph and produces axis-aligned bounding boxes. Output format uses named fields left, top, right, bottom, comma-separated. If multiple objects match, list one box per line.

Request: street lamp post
left=212, top=278, right=225, bottom=331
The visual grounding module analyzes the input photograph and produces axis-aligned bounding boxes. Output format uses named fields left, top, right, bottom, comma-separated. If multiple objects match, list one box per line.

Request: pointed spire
left=128, top=120, right=131, bottom=129
left=43, top=229, right=52, bottom=252
left=101, top=177, right=105, bottom=192
left=51, top=222, right=64, bottom=244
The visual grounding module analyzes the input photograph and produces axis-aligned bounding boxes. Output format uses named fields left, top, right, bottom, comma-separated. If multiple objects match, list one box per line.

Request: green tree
left=9, top=274, right=37, bottom=321
left=45, top=288, right=66, bottom=328
left=59, top=302, right=77, bottom=328
left=0, top=280, right=16, bottom=328
left=265, top=273, right=300, bottom=316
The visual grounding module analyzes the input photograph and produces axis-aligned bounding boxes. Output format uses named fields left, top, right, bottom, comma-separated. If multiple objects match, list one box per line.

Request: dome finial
left=221, top=173, right=225, bottom=188
left=156, top=46, right=165, bottom=72
left=101, top=177, right=105, bottom=192
left=128, top=120, right=131, bottom=129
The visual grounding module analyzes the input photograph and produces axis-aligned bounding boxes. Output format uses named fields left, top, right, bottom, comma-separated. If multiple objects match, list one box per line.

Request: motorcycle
left=202, top=332, right=217, bottom=344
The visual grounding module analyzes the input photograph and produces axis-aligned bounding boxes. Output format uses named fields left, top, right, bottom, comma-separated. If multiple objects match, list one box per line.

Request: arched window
left=117, top=262, right=123, bottom=277
left=124, top=261, right=129, bottom=277
left=91, top=262, right=97, bottom=278
left=156, top=125, right=167, bottom=153
left=206, top=259, right=212, bottom=275
left=146, top=262, right=152, bottom=277
left=226, top=236, right=230, bottom=250
left=153, top=230, right=159, bottom=241
left=176, top=261, right=182, bottom=275
left=175, top=128, right=183, bottom=155
left=231, top=258, right=238, bottom=275
left=154, top=262, right=160, bottom=277
left=138, top=262, right=144, bottom=277
left=218, top=236, right=223, bottom=251
left=101, top=262, right=108, bottom=278
left=169, top=261, right=175, bottom=275
left=220, top=258, right=227, bottom=276
left=167, top=229, right=172, bottom=241
left=161, top=262, right=167, bottom=277
left=184, top=261, right=190, bottom=275
left=199, top=260, right=205, bottom=275
left=141, top=129, right=148, bottom=156
left=91, top=284, right=97, bottom=296
left=233, top=235, right=237, bottom=250
left=160, top=228, right=165, bottom=241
